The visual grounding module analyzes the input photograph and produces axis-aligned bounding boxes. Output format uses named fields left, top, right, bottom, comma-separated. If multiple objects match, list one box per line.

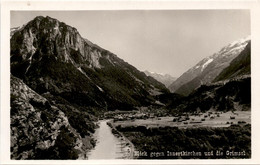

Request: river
left=87, top=120, right=126, bottom=159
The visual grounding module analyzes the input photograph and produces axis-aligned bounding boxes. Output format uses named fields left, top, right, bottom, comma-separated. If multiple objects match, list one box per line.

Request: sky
left=11, top=10, right=250, bottom=77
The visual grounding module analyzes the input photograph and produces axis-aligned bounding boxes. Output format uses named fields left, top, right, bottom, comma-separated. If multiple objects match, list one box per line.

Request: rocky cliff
left=11, top=16, right=168, bottom=110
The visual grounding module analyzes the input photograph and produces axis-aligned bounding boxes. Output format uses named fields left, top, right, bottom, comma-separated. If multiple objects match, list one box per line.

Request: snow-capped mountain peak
left=169, top=35, right=251, bottom=95
left=229, top=35, right=251, bottom=48
left=191, top=36, right=250, bottom=74
left=218, top=35, right=250, bottom=57
left=144, top=70, right=176, bottom=87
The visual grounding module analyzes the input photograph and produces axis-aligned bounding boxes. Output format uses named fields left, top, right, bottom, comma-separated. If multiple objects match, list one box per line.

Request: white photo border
left=1, top=0, right=260, bottom=164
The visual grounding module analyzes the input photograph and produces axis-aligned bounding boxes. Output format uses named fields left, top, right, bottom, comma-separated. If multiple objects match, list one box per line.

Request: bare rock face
left=11, top=16, right=101, bottom=68
left=11, top=75, right=91, bottom=159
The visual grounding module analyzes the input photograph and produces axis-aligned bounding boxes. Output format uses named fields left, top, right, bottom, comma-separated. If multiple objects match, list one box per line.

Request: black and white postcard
left=1, top=0, right=260, bottom=164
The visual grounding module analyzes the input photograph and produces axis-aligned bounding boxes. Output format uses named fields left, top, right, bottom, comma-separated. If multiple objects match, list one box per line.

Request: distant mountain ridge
left=144, top=70, right=176, bottom=87
left=168, top=36, right=250, bottom=96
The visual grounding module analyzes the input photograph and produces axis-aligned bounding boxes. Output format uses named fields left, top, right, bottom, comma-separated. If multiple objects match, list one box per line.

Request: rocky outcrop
left=11, top=16, right=103, bottom=72
left=11, top=75, right=94, bottom=159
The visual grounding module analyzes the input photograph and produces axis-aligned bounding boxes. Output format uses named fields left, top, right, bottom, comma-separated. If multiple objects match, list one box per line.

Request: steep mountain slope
left=11, top=16, right=168, bottom=111
left=169, top=36, right=250, bottom=96
left=11, top=75, right=96, bottom=159
left=169, top=76, right=251, bottom=114
left=214, top=41, right=251, bottom=82
left=144, top=70, right=176, bottom=87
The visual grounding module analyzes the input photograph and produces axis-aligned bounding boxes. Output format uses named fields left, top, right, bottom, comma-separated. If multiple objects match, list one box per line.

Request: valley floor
left=113, top=110, right=251, bottom=129
left=86, top=109, right=251, bottom=159
left=108, top=109, right=251, bottom=159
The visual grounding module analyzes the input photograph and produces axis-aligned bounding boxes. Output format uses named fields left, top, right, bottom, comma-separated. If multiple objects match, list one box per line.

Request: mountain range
left=144, top=70, right=176, bottom=87
left=10, top=15, right=251, bottom=159
left=168, top=36, right=251, bottom=96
